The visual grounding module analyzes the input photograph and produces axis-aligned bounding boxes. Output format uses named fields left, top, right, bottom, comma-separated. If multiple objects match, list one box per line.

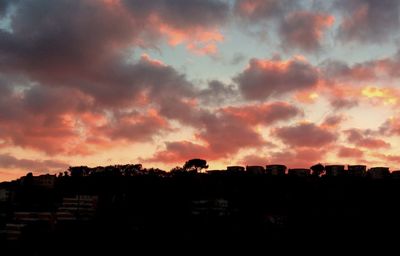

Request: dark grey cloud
left=0, top=0, right=229, bottom=109
left=274, top=123, right=337, bottom=147
left=235, top=57, right=319, bottom=100
left=320, top=59, right=379, bottom=81
left=0, top=153, right=68, bottom=171
left=322, top=115, right=345, bottom=127
left=234, top=0, right=297, bottom=23
left=335, top=0, right=400, bottom=43
left=199, top=80, right=238, bottom=105
left=279, top=11, right=334, bottom=52
left=0, top=0, right=14, bottom=17
left=330, top=98, right=359, bottom=110
left=230, top=53, right=247, bottom=65
left=123, top=0, right=229, bottom=30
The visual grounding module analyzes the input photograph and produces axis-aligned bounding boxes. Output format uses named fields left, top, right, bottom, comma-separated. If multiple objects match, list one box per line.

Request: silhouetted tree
left=170, top=166, right=185, bottom=174
left=183, top=158, right=209, bottom=173
left=69, top=166, right=91, bottom=177
left=22, top=172, right=34, bottom=186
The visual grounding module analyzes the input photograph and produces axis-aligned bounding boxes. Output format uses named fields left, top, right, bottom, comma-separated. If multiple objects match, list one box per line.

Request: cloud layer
left=1, top=0, right=400, bottom=179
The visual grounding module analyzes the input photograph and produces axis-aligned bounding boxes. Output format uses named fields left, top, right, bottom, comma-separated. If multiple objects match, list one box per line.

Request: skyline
left=2, top=0, right=400, bottom=181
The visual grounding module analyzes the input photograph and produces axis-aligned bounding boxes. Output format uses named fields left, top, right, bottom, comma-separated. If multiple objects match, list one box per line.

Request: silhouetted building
left=191, top=198, right=229, bottom=217
left=56, top=195, right=98, bottom=221
left=32, top=174, right=57, bottom=189
left=14, top=211, right=53, bottom=223
left=368, top=167, right=390, bottom=179
left=288, top=168, right=310, bottom=177
left=1, top=223, right=25, bottom=241
left=310, top=163, right=325, bottom=176
left=227, top=166, right=245, bottom=172
left=348, top=165, right=366, bottom=177
left=206, top=170, right=225, bottom=175
left=391, top=170, right=400, bottom=179
left=325, top=165, right=345, bottom=177
left=266, top=165, right=286, bottom=176
left=0, top=188, right=13, bottom=202
left=246, top=165, right=265, bottom=175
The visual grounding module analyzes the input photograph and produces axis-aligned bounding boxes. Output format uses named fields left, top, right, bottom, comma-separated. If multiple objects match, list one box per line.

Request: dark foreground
left=1, top=173, right=400, bottom=254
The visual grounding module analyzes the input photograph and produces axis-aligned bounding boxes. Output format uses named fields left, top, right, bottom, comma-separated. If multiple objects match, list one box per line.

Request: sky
left=2, top=0, right=400, bottom=180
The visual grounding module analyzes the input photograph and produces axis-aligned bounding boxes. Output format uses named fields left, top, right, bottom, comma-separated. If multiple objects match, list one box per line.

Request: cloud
left=320, top=59, right=381, bottom=82
left=0, top=0, right=191, bottom=104
left=279, top=11, right=334, bottom=52
left=330, top=98, right=359, bottom=110
left=268, top=148, right=327, bottom=168
left=196, top=112, right=265, bottom=157
left=230, top=53, right=247, bottom=65
left=235, top=56, right=319, bottom=100
left=0, top=47, right=202, bottom=155
left=273, top=122, right=337, bottom=148
left=345, top=129, right=391, bottom=149
left=0, top=82, right=91, bottom=154
left=337, top=146, right=364, bottom=158
left=381, top=154, right=400, bottom=164
left=242, top=148, right=327, bottom=168
left=123, top=0, right=229, bottom=30
left=221, top=101, right=303, bottom=125
left=240, top=154, right=269, bottom=166
left=147, top=107, right=266, bottom=162
left=322, top=115, right=345, bottom=128
left=234, top=0, right=296, bottom=23
left=379, top=117, right=400, bottom=136
left=0, top=153, right=68, bottom=171
left=192, top=102, right=301, bottom=157
left=0, top=0, right=15, bottom=18
left=145, top=141, right=210, bottom=164
left=98, top=109, right=170, bottom=142
left=199, top=80, right=238, bottom=105
left=150, top=101, right=302, bottom=163
left=335, top=0, right=400, bottom=43
left=123, top=0, right=229, bottom=54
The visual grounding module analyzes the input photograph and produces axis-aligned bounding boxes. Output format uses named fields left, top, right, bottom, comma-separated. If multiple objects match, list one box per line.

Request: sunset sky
left=2, top=0, right=400, bottom=180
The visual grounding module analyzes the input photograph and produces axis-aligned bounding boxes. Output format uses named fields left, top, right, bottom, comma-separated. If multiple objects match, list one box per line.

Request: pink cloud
left=345, top=129, right=391, bottom=149
left=337, top=146, right=364, bottom=158
left=98, top=109, right=170, bottom=142
left=146, top=141, right=211, bottom=164
left=268, top=148, right=327, bottom=168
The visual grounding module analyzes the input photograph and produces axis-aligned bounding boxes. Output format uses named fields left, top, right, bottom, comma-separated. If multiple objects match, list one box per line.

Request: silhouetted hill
left=1, top=163, right=400, bottom=254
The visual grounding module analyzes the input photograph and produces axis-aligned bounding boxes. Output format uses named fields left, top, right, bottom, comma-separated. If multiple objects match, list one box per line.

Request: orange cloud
left=221, top=102, right=302, bottom=125
left=151, top=14, right=224, bottom=55
left=237, top=0, right=263, bottom=15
